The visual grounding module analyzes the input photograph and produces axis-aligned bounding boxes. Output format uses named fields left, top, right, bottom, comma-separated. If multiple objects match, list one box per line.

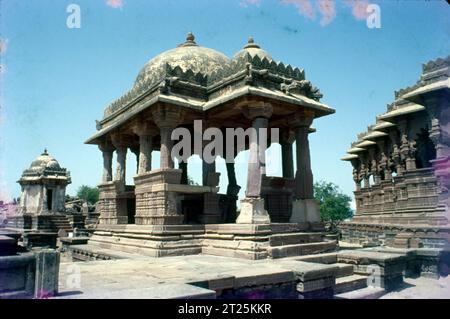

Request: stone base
left=337, top=250, right=406, bottom=291
left=0, top=249, right=60, bottom=299
left=22, top=232, right=58, bottom=249
left=97, top=181, right=128, bottom=225
left=236, top=197, right=270, bottom=224
left=73, top=223, right=334, bottom=260
left=290, top=199, right=320, bottom=223
left=340, top=221, right=450, bottom=249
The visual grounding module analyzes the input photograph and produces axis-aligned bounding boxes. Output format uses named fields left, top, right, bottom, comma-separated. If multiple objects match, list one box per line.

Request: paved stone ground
left=56, top=254, right=300, bottom=299
left=381, top=276, right=450, bottom=299
left=55, top=252, right=450, bottom=299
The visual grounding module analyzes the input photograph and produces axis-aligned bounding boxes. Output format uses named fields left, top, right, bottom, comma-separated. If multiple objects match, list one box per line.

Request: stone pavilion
left=6, top=149, right=74, bottom=239
left=82, top=33, right=336, bottom=259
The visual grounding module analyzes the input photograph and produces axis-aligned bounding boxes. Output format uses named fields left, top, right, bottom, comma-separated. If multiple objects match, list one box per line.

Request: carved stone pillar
left=202, top=161, right=216, bottom=186
left=152, top=105, right=184, bottom=170
left=131, top=146, right=140, bottom=175
left=99, top=142, right=114, bottom=183
left=398, top=120, right=417, bottom=171
left=236, top=101, right=272, bottom=224
left=179, top=162, right=188, bottom=184
left=377, top=139, right=392, bottom=181
left=133, top=123, right=156, bottom=175
left=280, top=129, right=294, bottom=179
left=111, top=136, right=129, bottom=189
left=289, top=111, right=320, bottom=223
left=351, top=158, right=361, bottom=191
left=202, top=122, right=219, bottom=187
left=426, top=100, right=450, bottom=159
left=389, top=129, right=404, bottom=176
left=359, top=154, right=370, bottom=188
left=368, top=147, right=381, bottom=185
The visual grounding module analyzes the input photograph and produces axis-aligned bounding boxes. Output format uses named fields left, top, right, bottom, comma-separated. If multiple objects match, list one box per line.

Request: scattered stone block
left=337, top=250, right=406, bottom=291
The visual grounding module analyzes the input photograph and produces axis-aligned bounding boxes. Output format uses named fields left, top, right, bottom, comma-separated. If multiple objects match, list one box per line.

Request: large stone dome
left=29, top=149, right=61, bottom=172
left=134, top=32, right=231, bottom=86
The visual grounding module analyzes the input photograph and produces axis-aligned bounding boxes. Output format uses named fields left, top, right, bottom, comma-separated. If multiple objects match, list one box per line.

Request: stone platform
left=56, top=254, right=344, bottom=299
left=76, top=223, right=336, bottom=260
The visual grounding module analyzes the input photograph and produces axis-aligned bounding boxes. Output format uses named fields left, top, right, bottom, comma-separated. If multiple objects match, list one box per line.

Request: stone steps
left=269, top=232, right=325, bottom=247
left=334, top=274, right=368, bottom=294
left=50, top=216, right=73, bottom=232
left=334, top=286, right=386, bottom=299
left=268, top=241, right=337, bottom=258
left=335, top=263, right=354, bottom=278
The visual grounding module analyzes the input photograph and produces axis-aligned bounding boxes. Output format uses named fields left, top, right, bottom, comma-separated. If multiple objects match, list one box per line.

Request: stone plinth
left=82, top=223, right=335, bottom=260
left=337, top=250, right=406, bottom=291
left=236, top=198, right=270, bottom=224
left=22, top=232, right=58, bottom=249
left=0, top=249, right=60, bottom=299
left=134, top=169, right=184, bottom=225
left=261, top=176, right=294, bottom=223
left=97, top=181, right=128, bottom=225
left=290, top=199, right=320, bottom=223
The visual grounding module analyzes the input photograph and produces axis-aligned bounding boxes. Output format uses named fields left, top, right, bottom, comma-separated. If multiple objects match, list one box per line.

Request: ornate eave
left=377, top=103, right=426, bottom=121
left=343, top=55, right=449, bottom=165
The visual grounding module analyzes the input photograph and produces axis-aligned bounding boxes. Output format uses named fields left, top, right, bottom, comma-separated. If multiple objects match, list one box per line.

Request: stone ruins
left=341, top=56, right=450, bottom=249
left=1, top=34, right=449, bottom=300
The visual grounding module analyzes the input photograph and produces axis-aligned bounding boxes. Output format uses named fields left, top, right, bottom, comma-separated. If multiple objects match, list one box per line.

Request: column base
left=290, top=199, right=320, bottom=223
left=236, top=197, right=271, bottom=224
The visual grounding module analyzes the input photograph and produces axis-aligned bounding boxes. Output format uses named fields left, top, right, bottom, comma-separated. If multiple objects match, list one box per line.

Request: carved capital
left=288, top=111, right=314, bottom=128
left=240, top=101, right=273, bottom=120
left=132, top=118, right=159, bottom=137
left=98, top=140, right=115, bottom=153
left=152, top=104, right=185, bottom=129
left=111, top=134, right=133, bottom=149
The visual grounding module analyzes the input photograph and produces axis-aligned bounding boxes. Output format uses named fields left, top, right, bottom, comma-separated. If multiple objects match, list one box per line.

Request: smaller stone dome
left=233, top=37, right=273, bottom=61
left=29, top=149, right=61, bottom=172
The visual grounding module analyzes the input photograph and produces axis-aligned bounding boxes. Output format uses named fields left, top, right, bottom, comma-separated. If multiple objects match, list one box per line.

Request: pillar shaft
left=138, top=134, right=153, bottom=174
left=281, top=142, right=294, bottom=178
left=115, top=146, right=127, bottom=184
left=246, top=116, right=268, bottom=197
left=203, top=161, right=216, bottom=186
left=160, top=126, right=174, bottom=169
left=179, top=162, right=188, bottom=184
left=101, top=150, right=113, bottom=182
left=294, top=126, right=314, bottom=199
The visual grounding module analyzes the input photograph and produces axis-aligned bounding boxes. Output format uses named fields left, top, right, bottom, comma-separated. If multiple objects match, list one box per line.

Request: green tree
left=314, top=180, right=353, bottom=233
left=77, top=185, right=99, bottom=205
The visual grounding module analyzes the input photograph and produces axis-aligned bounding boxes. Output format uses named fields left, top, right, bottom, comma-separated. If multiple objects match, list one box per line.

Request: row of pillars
left=98, top=103, right=316, bottom=202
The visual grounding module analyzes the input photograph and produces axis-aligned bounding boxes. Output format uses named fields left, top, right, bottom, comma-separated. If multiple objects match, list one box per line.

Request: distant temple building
left=341, top=56, right=450, bottom=248
left=82, top=33, right=336, bottom=259
left=7, top=150, right=74, bottom=233
left=18, top=149, right=70, bottom=215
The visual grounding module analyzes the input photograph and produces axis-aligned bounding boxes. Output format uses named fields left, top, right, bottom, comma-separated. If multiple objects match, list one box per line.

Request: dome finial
left=244, top=36, right=260, bottom=49
left=180, top=31, right=197, bottom=47
left=187, top=32, right=195, bottom=42
left=42, top=148, right=48, bottom=155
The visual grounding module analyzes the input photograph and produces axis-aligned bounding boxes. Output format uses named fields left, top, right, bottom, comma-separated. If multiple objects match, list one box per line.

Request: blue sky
left=0, top=0, right=449, bottom=205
